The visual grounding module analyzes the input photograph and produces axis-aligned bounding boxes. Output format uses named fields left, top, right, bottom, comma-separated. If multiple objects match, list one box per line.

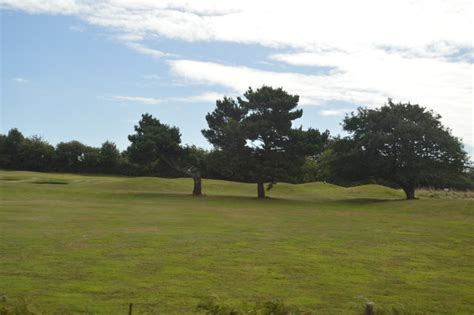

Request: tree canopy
left=127, top=113, right=204, bottom=195
left=203, top=86, right=329, bottom=198
left=335, top=99, right=468, bottom=199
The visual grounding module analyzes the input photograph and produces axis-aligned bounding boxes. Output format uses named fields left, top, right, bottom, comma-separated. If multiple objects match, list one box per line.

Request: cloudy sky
left=1, top=0, right=472, bottom=153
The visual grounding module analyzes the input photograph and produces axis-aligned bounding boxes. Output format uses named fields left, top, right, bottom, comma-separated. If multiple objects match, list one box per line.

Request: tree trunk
left=163, top=157, right=203, bottom=197
left=402, top=184, right=415, bottom=200
left=192, top=174, right=202, bottom=196
left=257, top=180, right=265, bottom=199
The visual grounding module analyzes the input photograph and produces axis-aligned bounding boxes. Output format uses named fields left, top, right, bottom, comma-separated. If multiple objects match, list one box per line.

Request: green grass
left=0, top=170, right=473, bottom=314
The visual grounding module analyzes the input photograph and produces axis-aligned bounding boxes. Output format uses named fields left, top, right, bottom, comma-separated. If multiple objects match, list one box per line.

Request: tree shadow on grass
left=108, top=191, right=408, bottom=208
left=334, top=197, right=408, bottom=204
left=109, top=191, right=260, bottom=202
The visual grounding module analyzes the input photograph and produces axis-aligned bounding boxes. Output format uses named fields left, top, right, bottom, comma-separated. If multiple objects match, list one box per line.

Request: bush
left=0, top=294, right=40, bottom=315
left=196, top=296, right=302, bottom=315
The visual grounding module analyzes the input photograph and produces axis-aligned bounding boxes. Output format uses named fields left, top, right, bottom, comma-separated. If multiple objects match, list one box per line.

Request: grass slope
left=1, top=171, right=473, bottom=314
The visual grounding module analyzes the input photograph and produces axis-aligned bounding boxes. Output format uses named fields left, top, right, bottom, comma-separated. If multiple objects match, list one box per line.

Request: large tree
left=203, top=86, right=329, bottom=198
left=20, top=136, right=55, bottom=171
left=127, top=113, right=203, bottom=196
left=241, top=86, right=303, bottom=198
left=98, top=141, right=122, bottom=174
left=341, top=99, right=468, bottom=199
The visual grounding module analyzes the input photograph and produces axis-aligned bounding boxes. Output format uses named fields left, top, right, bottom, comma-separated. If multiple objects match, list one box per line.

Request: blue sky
left=1, top=1, right=472, bottom=154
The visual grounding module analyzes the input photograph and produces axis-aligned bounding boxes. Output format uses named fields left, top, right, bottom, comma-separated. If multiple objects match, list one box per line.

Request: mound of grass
left=0, top=170, right=473, bottom=314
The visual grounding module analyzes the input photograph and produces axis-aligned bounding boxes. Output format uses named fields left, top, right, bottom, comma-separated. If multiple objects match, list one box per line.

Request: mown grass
left=0, top=171, right=473, bottom=314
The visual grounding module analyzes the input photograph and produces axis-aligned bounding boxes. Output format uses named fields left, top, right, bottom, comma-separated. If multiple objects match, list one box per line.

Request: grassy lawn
left=1, top=170, right=473, bottom=314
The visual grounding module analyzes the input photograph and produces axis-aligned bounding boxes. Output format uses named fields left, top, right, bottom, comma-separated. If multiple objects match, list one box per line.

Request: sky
left=1, top=0, right=473, bottom=155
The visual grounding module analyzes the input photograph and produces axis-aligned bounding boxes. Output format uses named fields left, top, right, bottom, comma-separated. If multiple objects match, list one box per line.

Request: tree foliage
left=334, top=99, right=468, bottom=199
left=127, top=114, right=180, bottom=169
left=127, top=113, right=203, bottom=195
left=0, top=128, right=25, bottom=169
left=203, top=86, right=329, bottom=198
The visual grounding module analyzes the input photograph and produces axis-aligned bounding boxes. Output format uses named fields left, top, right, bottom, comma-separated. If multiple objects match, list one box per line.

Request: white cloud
left=68, top=25, right=85, bottom=32
left=13, top=77, right=28, bottom=83
left=172, top=91, right=226, bottom=103
left=168, top=58, right=473, bottom=145
left=168, top=59, right=384, bottom=105
left=0, top=0, right=85, bottom=15
left=125, top=42, right=170, bottom=59
left=112, top=95, right=162, bottom=105
left=112, top=92, right=225, bottom=105
left=320, top=109, right=352, bottom=117
left=2, top=1, right=471, bottom=52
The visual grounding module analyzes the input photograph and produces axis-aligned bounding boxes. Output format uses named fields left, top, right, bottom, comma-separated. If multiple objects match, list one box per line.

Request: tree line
left=1, top=86, right=472, bottom=199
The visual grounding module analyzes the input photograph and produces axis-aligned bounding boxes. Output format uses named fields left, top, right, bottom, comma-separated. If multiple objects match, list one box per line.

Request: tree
left=341, top=99, right=468, bottom=199
left=0, top=134, right=7, bottom=167
left=285, top=127, right=330, bottom=183
left=241, top=86, right=303, bottom=198
left=0, top=129, right=25, bottom=169
left=180, top=145, right=209, bottom=196
left=127, top=113, right=203, bottom=196
left=55, top=141, right=91, bottom=172
left=315, top=138, right=372, bottom=186
left=98, top=141, right=121, bottom=173
left=82, top=146, right=101, bottom=173
left=203, top=86, right=329, bottom=198
left=19, top=136, right=55, bottom=171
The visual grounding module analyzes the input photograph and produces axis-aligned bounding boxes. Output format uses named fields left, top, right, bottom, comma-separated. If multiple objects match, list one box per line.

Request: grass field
left=1, top=170, right=473, bottom=314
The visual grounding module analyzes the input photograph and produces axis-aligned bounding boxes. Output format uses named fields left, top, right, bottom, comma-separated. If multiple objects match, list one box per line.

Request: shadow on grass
left=109, top=191, right=278, bottom=202
left=333, top=197, right=408, bottom=204
left=32, top=180, right=69, bottom=185
left=0, top=177, right=20, bottom=181
left=107, top=191, right=406, bottom=207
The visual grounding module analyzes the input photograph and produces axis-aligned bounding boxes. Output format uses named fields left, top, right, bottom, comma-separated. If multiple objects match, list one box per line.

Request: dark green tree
left=314, top=138, right=372, bottom=186
left=0, top=134, right=7, bottom=167
left=203, top=86, right=329, bottom=198
left=127, top=113, right=203, bottom=196
left=19, top=136, right=55, bottom=171
left=82, top=147, right=101, bottom=173
left=285, top=127, right=330, bottom=183
left=55, top=141, right=91, bottom=172
left=0, top=129, right=25, bottom=169
left=98, top=141, right=121, bottom=173
left=341, top=99, right=468, bottom=199
left=202, top=97, right=250, bottom=182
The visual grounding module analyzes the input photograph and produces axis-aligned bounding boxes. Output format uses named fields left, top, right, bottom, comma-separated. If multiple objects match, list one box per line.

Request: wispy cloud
left=0, top=0, right=85, bottom=15
left=143, top=74, right=163, bottom=80
left=172, top=92, right=225, bottom=103
left=125, top=43, right=171, bottom=59
left=112, top=95, right=162, bottom=105
left=13, top=77, right=28, bottom=83
left=168, top=58, right=472, bottom=145
left=2, top=1, right=471, bottom=55
left=68, top=25, right=85, bottom=32
left=111, top=92, right=226, bottom=105
left=319, top=109, right=352, bottom=117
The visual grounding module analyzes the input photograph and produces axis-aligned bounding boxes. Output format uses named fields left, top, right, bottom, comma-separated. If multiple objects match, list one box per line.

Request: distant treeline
left=1, top=86, right=473, bottom=198
left=0, top=127, right=322, bottom=182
